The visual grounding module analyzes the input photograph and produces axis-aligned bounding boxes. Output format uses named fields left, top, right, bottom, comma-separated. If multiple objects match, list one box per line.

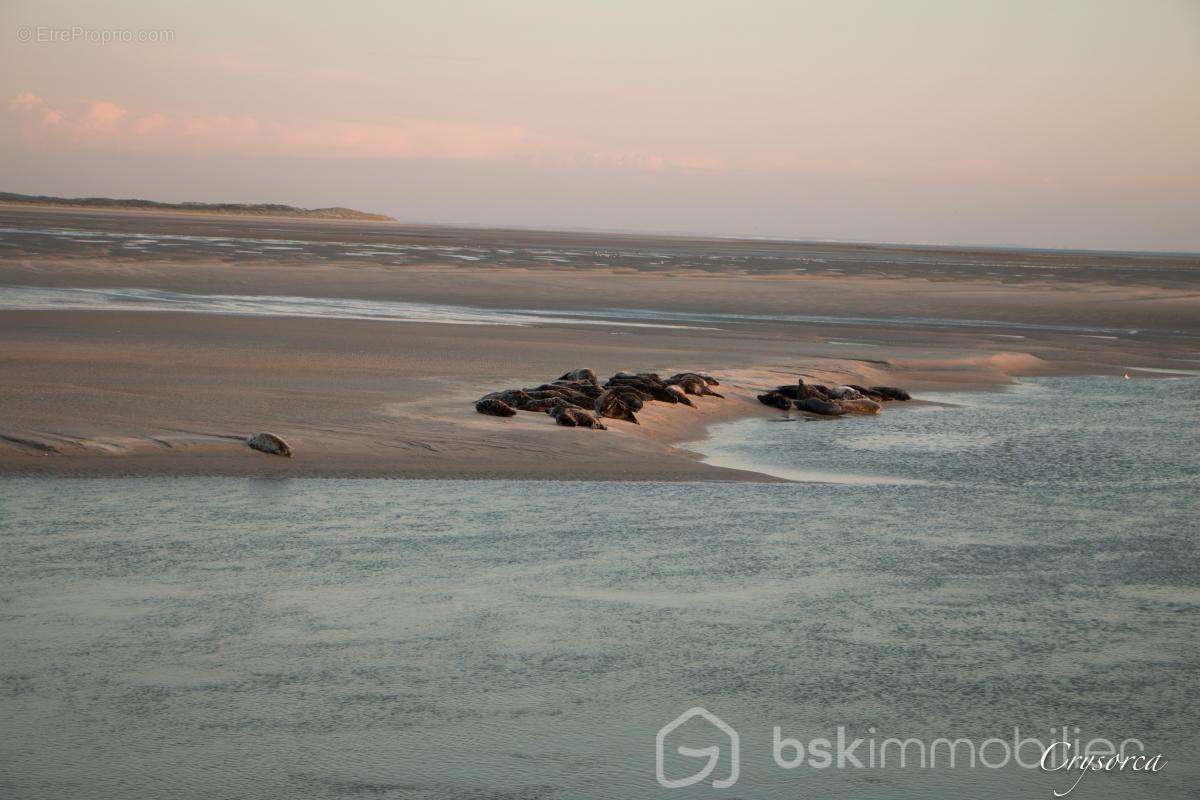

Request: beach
left=1, top=205, right=1197, bottom=479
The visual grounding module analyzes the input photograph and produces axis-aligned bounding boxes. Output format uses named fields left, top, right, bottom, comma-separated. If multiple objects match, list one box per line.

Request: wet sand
left=1, top=206, right=1197, bottom=479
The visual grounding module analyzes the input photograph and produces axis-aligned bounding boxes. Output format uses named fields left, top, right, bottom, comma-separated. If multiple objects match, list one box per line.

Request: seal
left=481, top=389, right=555, bottom=412
left=668, top=373, right=724, bottom=398
left=548, top=403, right=607, bottom=429
left=757, top=391, right=792, bottom=409
left=613, top=390, right=645, bottom=412
left=523, top=388, right=593, bottom=409
left=605, top=375, right=679, bottom=404
left=870, top=386, right=912, bottom=401
left=547, top=403, right=604, bottom=428
left=795, top=397, right=846, bottom=416
left=848, top=384, right=887, bottom=401
left=548, top=380, right=603, bottom=399
left=665, top=385, right=696, bottom=407
left=610, top=371, right=664, bottom=383
left=837, top=398, right=882, bottom=414
left=246, top=431, right=293, bottom=457
left=807, top=383, right=836, bottom=400
left=558, top=368, right=598, bottom=384
left=475, top=398, right=518, bottom=417
left=613, top=385, right=654, bottom=403
left=594, top=388, right=639, bottom=424
left=670, top=372, right=721, bottom=386
left=828, top=385, right=862, bottom=400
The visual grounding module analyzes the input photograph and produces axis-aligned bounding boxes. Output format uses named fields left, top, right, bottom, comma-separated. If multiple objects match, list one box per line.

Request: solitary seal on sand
left=475, top=398, right=518, bottom=417
left=246, top=432, right=293, bottom=457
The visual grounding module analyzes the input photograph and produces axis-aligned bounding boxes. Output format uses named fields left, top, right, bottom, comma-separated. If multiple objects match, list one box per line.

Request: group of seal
left=757, top=379, right=911, bottom=417
left=474, top=368, right=722, bottom=428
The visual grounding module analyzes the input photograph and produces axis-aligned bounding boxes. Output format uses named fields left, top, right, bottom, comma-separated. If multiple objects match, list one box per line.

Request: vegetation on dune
left=0, top=191, right=395, bottom=221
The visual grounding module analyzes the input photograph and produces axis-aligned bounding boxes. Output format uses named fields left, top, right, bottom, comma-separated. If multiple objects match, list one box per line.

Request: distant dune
left=0, top=191, right=395, bottom=222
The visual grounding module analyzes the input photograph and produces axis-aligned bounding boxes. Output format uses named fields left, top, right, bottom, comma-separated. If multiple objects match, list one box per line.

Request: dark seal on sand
left=475, top=398, right=518, bottom=417
left=605, top=374, right=679, bottom=403
left=480, top=389, right=556, bottom=412
left=613, top=390, right=645, bottom=412
left=795, top=397, right=846, bottom=416
left=559, top=368, right=599, bottom=384
left=548, top=404, right=607, bottom=429
left=594, top=388, right=639, bottom=424
left=524, top=387, right=593, bottom=408
left=836, top=397, right=883, bottom=415
left=848, top=384, right=887, bottom=401
left=757, top=391, right=792, bottom=409
left=665, top=385, right=696, bottom=407
left=548, top=380, right=603, bottom=399
left=246, top=432, right=293, bottom=456
left=871, top=386, right=912, bottom=401
left=771, top=385, right=805, bottom=400
left=807, top=383, right=836, bottom=400
left=667, top=373, right=724, bottom=397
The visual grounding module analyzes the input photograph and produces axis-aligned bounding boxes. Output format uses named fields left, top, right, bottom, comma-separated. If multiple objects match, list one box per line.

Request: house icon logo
left=655, top=707, right=740, bottom=789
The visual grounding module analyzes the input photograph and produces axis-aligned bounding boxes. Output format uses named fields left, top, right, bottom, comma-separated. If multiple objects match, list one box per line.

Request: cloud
left=6, top=91, right=721, bottom=174
left=9, top=92, right=44, bottom=111
left=79, top=101, right=128, bottom=136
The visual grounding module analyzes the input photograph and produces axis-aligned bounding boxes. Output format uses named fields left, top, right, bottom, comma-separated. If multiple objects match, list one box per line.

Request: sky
left=2, top=0, right=1198, bottom=251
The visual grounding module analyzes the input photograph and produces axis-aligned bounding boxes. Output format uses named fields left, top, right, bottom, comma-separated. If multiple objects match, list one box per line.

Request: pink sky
left=2, top=0, right=1198, bottom=250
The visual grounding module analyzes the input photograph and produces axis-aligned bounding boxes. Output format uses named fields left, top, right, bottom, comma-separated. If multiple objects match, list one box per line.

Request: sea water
left=0, top=376, right=1196, bottom=799
left=0, top=285, right=1183, bottom=337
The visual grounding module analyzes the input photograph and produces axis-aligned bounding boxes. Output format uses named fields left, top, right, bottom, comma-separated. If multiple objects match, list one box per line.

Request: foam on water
left=0, top=286, right=715, bottom=330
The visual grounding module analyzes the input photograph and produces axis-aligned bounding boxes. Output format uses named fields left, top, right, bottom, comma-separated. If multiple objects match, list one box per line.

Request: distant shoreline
left=0, top=191, right=395, bottom=222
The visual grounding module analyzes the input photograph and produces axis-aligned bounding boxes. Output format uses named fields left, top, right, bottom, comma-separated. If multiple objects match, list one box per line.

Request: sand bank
left=1, top=208, right=1196, bottom=480
left=0, top=307, right=1122, bottom=480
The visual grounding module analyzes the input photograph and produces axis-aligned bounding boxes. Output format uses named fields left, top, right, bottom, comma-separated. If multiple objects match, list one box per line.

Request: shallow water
left=1, top=284, right=1189, bottom=338
left=0, top=286, right=712, bottom=330
left=0, top=377, right=1196, bottom=799
left=3, top=221, right=1198, bottom=288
